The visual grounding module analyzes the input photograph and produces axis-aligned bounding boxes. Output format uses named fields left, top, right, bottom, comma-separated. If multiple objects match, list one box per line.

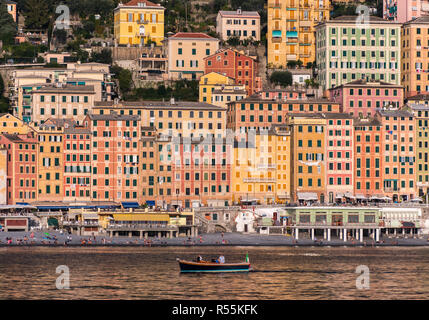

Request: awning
left=335, top=193, right=344, bottom=199
left=37, top=206, right=69, bottom=210
left=146, top=201, right=155, bottom=206
left=297, top=192, right=318, bottom=201
left=344, top=192, right=355, bottom=199
left=355, top=194, right=366, bottom=200
left=82, top=213, right=99, bottom=219
left=401, top=221, right=415, bottom=228
left=411, top=197, right=423, bottom=202
left=122, top=202, right=140, bottom=209
left=369, top=196, right=380, bottom=200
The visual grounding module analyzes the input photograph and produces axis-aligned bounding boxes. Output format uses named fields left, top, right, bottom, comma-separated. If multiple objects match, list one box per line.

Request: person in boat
left=218, top=255, right=225, bottom=264
left=196, top=255, right=204, bottom=262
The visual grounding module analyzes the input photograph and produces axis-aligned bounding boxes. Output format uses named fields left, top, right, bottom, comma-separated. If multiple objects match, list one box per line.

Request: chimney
left=170, top=97, right=175, bottom=105
left=237, top=7, right=242, bottom=15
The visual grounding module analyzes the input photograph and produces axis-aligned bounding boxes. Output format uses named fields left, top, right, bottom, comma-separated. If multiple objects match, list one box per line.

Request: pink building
left=325, top=113, right=354, bottom=203
left=384, top=0, right=429, bottom=23
left=86, top=113, right=141, bottom=203
left=0, top=133, right=38, bottom=204
left=329, top=80, right=404, bottom=118
left=259, top=88, right=308, bottom=101
left=64, top=122, right=92, bottom=202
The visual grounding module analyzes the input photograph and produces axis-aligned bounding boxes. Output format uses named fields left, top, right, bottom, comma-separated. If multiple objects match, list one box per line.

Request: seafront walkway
left=0, top=231, right=428, bottom=247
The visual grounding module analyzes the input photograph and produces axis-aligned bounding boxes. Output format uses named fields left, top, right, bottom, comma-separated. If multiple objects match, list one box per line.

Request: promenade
left=1, top=231, right=429, bottom=247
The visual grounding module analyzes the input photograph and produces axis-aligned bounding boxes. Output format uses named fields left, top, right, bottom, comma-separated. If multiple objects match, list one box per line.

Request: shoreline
left=1, top=230, right=429, bottom=248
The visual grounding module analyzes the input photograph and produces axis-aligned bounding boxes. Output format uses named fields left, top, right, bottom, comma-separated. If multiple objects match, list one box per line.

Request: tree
left=0, top=1, right=17, bottom=45
left=226, top=35, right=240, bottom=47
left=90, top=48, right=112, bottom=64
left=0, top=74, right=10, bottom=113
left=22, top=0, right=51, bottom=29
left=270, top=71, right=292, bottom=87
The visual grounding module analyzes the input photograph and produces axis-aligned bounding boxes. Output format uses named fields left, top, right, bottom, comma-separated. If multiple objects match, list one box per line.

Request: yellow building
left=36, top=119, right=65, bottom=201
left=288, top=113, right=327, bottom=203
left=114, top=0, right=165, bottom=46
left=401, top=17, right=429, bottom=97
left=0, top=113, right=34, bottom=135
left=267, top=0, right=330, bottom=68
left=199, top=72, right=235, bottom=104
left=232, top=125, right=291, bottom=205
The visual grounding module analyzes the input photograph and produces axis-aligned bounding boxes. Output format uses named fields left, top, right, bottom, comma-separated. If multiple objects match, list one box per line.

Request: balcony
left=136, top=19, right=150, bottom=24
left=269, top=2, right=281, bottom=8
left=257, top=163, right=277, bottom=170
left=272, top=37, right=282, bottom=43
left=243, top=178, right=276, bottom=183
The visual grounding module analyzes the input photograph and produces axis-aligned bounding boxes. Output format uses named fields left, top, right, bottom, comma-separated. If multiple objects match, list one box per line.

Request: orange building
left=0, top=133, right=38, bottom=204
left=353, top=118, right=383, bottom=200
left=377, top=110, right=417, bottom=202
left=87, top=113, right=141, bottom=204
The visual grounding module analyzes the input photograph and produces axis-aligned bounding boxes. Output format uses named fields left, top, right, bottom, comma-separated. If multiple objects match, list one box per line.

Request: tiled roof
left=219, top=10, right=260, bottom=17
left=378, top=109, right=414, bottom=117
left=34, top=85, right=95, bottom=94
left=354, top=118, right=382, bottom=126
left=330, top=80, right=403, bottom=89
left=407, top=94, right=429, bottom=101
left=94, top=101, right=226, bottom=111
left=89, top=113, right=141, bottom=121
left=169, top=32, right=218, bottom=40
left=122, top=0, right=161, bottom=7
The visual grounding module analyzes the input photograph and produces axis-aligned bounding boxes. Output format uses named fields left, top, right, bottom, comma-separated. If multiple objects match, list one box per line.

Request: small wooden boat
left=177, top=258, right=252, bottom=273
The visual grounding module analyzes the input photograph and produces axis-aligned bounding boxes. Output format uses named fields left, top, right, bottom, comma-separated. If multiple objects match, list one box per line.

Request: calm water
left=0, top=246, right=429, bottom=299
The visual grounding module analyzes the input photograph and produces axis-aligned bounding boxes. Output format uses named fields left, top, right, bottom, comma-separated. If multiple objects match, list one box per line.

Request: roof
left=407, top=94, right=429, bottom=101
left=329, top=80, right=403, bottom=90
left=1, top=133, right=37, bottom=143
left=354, top=118, right=382, bottom=127
left=94, top=101, right=226, bottom=111
left=213, top=88, right=247, bottom=94
left=33, top=85, right=95, bottom=94
left=204, top=48, right=256, bottom=61
left=218, top=10, right=260, bottom=17
left=236, top=96, right=338, bottom=104
left=324, top=113, right=354, bottom=119
left=88, top=113, right=141, bottom=121
left=403, top=16, right=429, bottom=25
left=169, top=32, right=218, bottom=40
left=39, top=118, right=76, bottom=129
left=378, top=109, right=414, bottom=118
left=117, top=0, right=163, bottom=8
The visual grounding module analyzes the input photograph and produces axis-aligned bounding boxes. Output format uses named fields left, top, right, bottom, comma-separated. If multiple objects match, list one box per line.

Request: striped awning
left=297, top=192, right=318, bottom=201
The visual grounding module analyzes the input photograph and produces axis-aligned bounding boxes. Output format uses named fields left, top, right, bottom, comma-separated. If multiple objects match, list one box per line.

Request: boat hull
left=177, top=260, right=251, bottom=273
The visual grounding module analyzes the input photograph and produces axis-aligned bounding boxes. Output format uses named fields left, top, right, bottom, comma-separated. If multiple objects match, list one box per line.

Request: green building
left=316, top=16, right=402, bottom=91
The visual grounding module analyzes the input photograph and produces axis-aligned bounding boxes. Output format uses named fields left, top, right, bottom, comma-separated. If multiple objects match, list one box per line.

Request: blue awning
left=286, top=31, right=298, bottom=38
left=37, top=206, right=69, bottom=210
left=122, top=202, right=140, bottom=209
left=16, top=202, right=29, bottom=205
left=146, top=201, right=155, bottom=206
left=272, top=30, right=282, bottom=37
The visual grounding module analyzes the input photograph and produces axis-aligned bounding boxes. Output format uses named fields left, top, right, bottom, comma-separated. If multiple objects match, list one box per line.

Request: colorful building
left=329, top=80, right=404, bottom=117
left=259, top=88, right=308, bottom=101
left=353, top=118, right=383, bottom=199
left=267, top=0, right=330, bottom=68
left=316, top=16, right=402, bottom=91
left=289, top=113, right=327, bottom=203
left=211, top=85, right=247, bottom=109
left=199, top=72, right=235, bottom=104
left=5, top=0, right=17, bottom=22
left=232, top=125, right=291, bottom=204
left=401, top=16, right=429, bottom=98
left=0, top=133, right=38, bottom=204
left=409, top=104, right=429, bottom=196
left=167, top=33, right=219, bottom=80
left=216, top=9, right=260, bottom=41
left=88, top=113, right=141, bottom=203
left=0, top=113, right=34, bottom=135
left=113, top=0, right=165, bottom=46
left=63, top=121, right=92, bottom=202
left=30, top=85, right=96, bottom=126
left=204, top=48, right=260, bottom=95
left=93, top=100, right=227, bottom=139
left=377, top=110, right=417, bottom=202
left=325, top=113, right=354, bottom=203
left=226, top=97, right=340, bottom=133
left=384, top=0, right=429, bottom=23
left=36, top=119, right=65, bottom=201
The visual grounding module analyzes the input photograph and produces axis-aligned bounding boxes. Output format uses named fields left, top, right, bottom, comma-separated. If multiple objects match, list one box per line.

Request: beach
left=1, top=230, right=429, bottom=247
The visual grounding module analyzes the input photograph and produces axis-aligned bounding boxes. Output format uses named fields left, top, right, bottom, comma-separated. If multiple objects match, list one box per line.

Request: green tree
left=22, top=0, right=51, bottom=29
left=270, top=71, right=292, bottom=87
left=0, top=1, right=17, bottom=45
left=90, top=48, right=112, bottom=64
left=0, top=74, right=10, bottom=113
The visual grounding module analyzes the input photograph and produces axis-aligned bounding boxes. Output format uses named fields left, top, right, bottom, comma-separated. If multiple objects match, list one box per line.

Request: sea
left=0, top=246, right=428, bottom=299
